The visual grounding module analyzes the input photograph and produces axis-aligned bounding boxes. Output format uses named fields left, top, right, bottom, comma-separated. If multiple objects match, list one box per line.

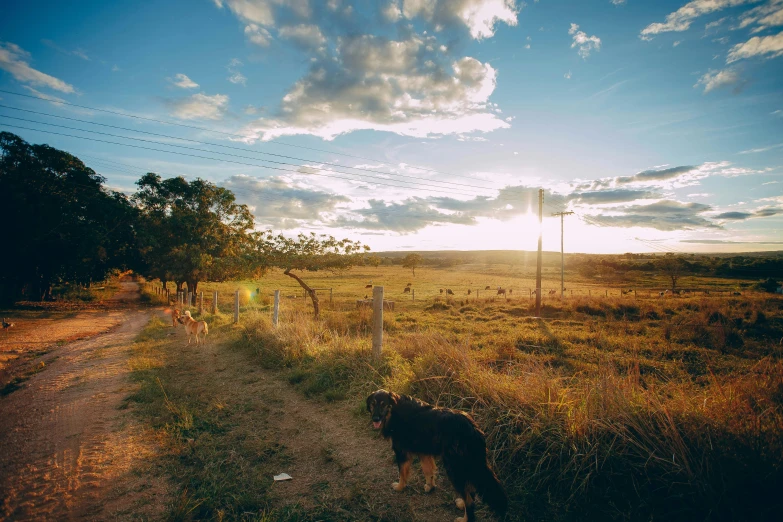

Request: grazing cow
left=406, top=282, right=412, bottom=287
left=548, top=290, right=556, bottom=296
left=365, top=284, right=373, bottom=289
left=621, top=289, right=633, bottom=295
left=403, top=287, right=411, bottom=293
left=732, top=291, right=741, bottom=296
left=447, top=289, right=454, bottom=295
left=497, top=287, right=506, bottom=298
left=440, top=288, right=444, bottom=294
left=485, top=285, right=491, bottom=290
left=467, top=289, right=472, bottom=295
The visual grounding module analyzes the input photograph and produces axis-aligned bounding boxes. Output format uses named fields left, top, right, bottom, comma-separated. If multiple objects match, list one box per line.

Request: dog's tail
left=203, top=322, right=208, bottom=335
left=474, top=460, right=508, bottom=516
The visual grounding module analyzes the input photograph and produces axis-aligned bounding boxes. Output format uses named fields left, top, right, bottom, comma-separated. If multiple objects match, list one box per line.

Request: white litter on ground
left=273, top=473, right=292, bottom=481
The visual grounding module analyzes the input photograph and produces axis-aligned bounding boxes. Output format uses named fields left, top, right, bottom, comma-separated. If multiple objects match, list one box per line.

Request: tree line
left=0, top=132, right=367, bottom=314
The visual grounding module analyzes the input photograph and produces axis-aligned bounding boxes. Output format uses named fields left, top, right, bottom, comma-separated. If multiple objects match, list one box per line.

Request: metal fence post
left=372, top=286, right=383, bottom=360
left=234, top=290, right=239, bottom=324
left=212, top=291, right=218, bottom=314
left=199, top=292, right=203, bottom=314
left=273, top=290, right=280, bottom=326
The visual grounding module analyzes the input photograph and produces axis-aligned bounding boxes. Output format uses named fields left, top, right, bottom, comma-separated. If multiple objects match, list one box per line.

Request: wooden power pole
left=552, top=211, right=574, bottom=298
left=535, top=189, right=543, bottom=317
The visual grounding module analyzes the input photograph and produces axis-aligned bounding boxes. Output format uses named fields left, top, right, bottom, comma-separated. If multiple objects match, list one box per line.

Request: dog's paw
left=424, top=484, right=434, bottom=493
left=454, top=517, right=468, bottom=522
left=455, top=498, right=465, bottom=510
left=392, top=482, right=405, bottom=492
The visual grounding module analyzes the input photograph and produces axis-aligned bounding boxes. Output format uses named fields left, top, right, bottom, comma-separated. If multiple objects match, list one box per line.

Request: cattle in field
left=622, top=289, right=633, bottom=295
left=403, top=287, right=411, bottom=293
left=467, top=289, right=472, bottom=295
left=497, top=287, right=506, bottom=298
left=446, top=289, right=454, bottom=295
left=440, top=288, right=444, bottom=294
left=548, top=290, right=557, bottom=296
left=365, top=284, right=373, bottom=289
left=406, top=282, right=412, bottom=287
left=732, top=291, right=741, bottom=296
left=485, top=285, right=491, bottom=290
left=508, top=289, right=512, bottom=295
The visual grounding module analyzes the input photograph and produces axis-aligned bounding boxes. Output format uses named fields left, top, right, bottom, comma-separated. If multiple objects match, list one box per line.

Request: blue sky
left=1, top=0, right=782, bottom=254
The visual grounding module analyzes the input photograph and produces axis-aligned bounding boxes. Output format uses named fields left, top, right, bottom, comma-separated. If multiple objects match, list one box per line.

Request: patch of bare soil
left=183, top=336, right=472, bottom=521
left=0, top=283, right=169, bottom=521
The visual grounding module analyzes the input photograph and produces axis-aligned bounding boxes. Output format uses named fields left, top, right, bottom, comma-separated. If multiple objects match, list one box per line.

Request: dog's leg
left=392, top=450, right=412, bottom=491
left=419, top=455, right=437, bottom=493
left=454, top=491, right=474, bottom=522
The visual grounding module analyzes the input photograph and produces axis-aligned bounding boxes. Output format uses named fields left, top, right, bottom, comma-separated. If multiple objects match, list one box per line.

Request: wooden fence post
left=212, top=291, right=218, bottom=314
left=187, top=291, right=192, bottom=309
left=273, top=290, right=280, bottom=326
left=234, top=290, right=239, bottom=324
left=199, top=292, right=203, bottom=314
left=372, top=286, right=384, bottom=360
left=412, top=289, right=415, bottom=302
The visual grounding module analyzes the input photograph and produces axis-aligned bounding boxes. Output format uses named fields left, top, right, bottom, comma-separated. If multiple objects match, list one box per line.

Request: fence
left=144, top=279, right=765, bottom=359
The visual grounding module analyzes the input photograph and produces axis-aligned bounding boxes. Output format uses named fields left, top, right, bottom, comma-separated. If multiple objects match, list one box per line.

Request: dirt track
left=0, top=283, right=166, bottom=521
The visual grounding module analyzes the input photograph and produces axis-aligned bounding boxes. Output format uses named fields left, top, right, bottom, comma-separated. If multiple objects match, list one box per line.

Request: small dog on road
left=178, top=310, right=208, bottom=345
left=171, top=308, right=182, bottom=327
left=366, top=389, right=507, bottom=522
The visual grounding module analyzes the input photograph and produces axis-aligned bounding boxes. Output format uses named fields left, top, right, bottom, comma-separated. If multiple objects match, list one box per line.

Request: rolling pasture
left=148, top=262, right=783, bottom=521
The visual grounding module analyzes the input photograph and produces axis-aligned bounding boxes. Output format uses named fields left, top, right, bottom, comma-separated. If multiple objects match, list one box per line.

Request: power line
left=0, top=104, right=510, bottom=194
left=0, top=88, right=481, bottom=182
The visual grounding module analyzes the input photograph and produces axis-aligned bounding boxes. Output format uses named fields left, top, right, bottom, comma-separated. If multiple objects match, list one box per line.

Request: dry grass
left=221, top=265, right=783, bottom=521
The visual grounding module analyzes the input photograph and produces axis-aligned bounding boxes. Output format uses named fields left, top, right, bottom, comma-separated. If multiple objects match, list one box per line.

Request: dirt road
left=0, top=283, right=166, bottom=521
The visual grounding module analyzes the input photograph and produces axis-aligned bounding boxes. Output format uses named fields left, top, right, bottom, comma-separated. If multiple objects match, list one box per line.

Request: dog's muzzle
left=372, top=417, right=382, bottom=429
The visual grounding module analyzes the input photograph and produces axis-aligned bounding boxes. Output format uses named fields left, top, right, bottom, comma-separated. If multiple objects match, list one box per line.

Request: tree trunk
left=161, top=279, right=167, bottom=292
left=284, top=269, right=320, bottom=319
left=186, top=280, right=199, bottom=295
left=176, top=281, right=184, bottom=293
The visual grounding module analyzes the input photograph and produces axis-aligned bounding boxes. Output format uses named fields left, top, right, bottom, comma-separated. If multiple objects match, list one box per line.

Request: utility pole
left=535, top=188, right=543, bottom=317
left=552, top=211, right=574, bottom=299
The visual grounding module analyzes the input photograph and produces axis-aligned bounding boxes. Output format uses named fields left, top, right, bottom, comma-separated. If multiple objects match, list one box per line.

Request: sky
left=1, top=0, right=782, bottom=255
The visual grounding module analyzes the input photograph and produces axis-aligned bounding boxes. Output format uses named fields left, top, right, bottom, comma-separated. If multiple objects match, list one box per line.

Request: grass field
left=141, top=264, right=783, bottom=520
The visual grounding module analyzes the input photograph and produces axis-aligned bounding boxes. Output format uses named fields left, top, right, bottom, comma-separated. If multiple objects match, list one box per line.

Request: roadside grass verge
left=237, top=295, right=783, bottom=521
left=126, top=314, right=295, bottom=521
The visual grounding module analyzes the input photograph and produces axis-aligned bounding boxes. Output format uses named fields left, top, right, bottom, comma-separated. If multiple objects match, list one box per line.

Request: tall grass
left=236, top=293, right=783, bottom=521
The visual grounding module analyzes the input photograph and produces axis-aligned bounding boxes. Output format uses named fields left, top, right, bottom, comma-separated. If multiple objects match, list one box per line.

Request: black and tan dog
left=366, top=389, right=507, bottom=522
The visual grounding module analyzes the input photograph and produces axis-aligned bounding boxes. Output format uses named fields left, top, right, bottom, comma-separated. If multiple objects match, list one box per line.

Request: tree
left=256, top=231, right=368, bottom=319
left=402, top=253, right=423, bottom=276
left=133, top=174, right=254, bottom=294
left=657, top=256, right=688, bottom=291
left=0, top=132, right=138, bottom=304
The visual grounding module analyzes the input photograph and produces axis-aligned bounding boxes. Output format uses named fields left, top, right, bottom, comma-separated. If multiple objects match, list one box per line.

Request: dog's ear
left=389, top=391, right=400, bottom=405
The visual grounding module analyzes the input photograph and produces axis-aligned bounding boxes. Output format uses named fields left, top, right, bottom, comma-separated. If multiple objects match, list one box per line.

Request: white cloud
left=611, top=0, right=626, bottom=5
left=569, top=23, right=601, bottom=58
left=738, top=0, right=783, bottom=33
left=228, top=71, right=247, bottom=85
left=226, top=58, right=246, bottom=86
left=640, top=0, right=758, bottom=39
left=240, top=34, right=508, bottom=141
left=111, top=64, right=120, bottom=72
left=400, top=0, right=519, bottom=39
left=22, top=86, right=65, bottom=105
left=738, top=142, right=783, bottom=153
left=169, top=73, right=199, bottom=89
left=695, top=68, right=741, bottom=92
left=673, top=40, right=682, bottom=47
left=0, top=41, right=75, bottom=93
left=244, top=24, right=272, bottom=46
left=727, top=31, right=783, bottom=62
left=165, top=92, right=229, bottom=120
left=382, top=0, right=402, bottom=22
left=278, top=24, right=326, bottom=49
left=564, top=70, right=572, bottom=79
